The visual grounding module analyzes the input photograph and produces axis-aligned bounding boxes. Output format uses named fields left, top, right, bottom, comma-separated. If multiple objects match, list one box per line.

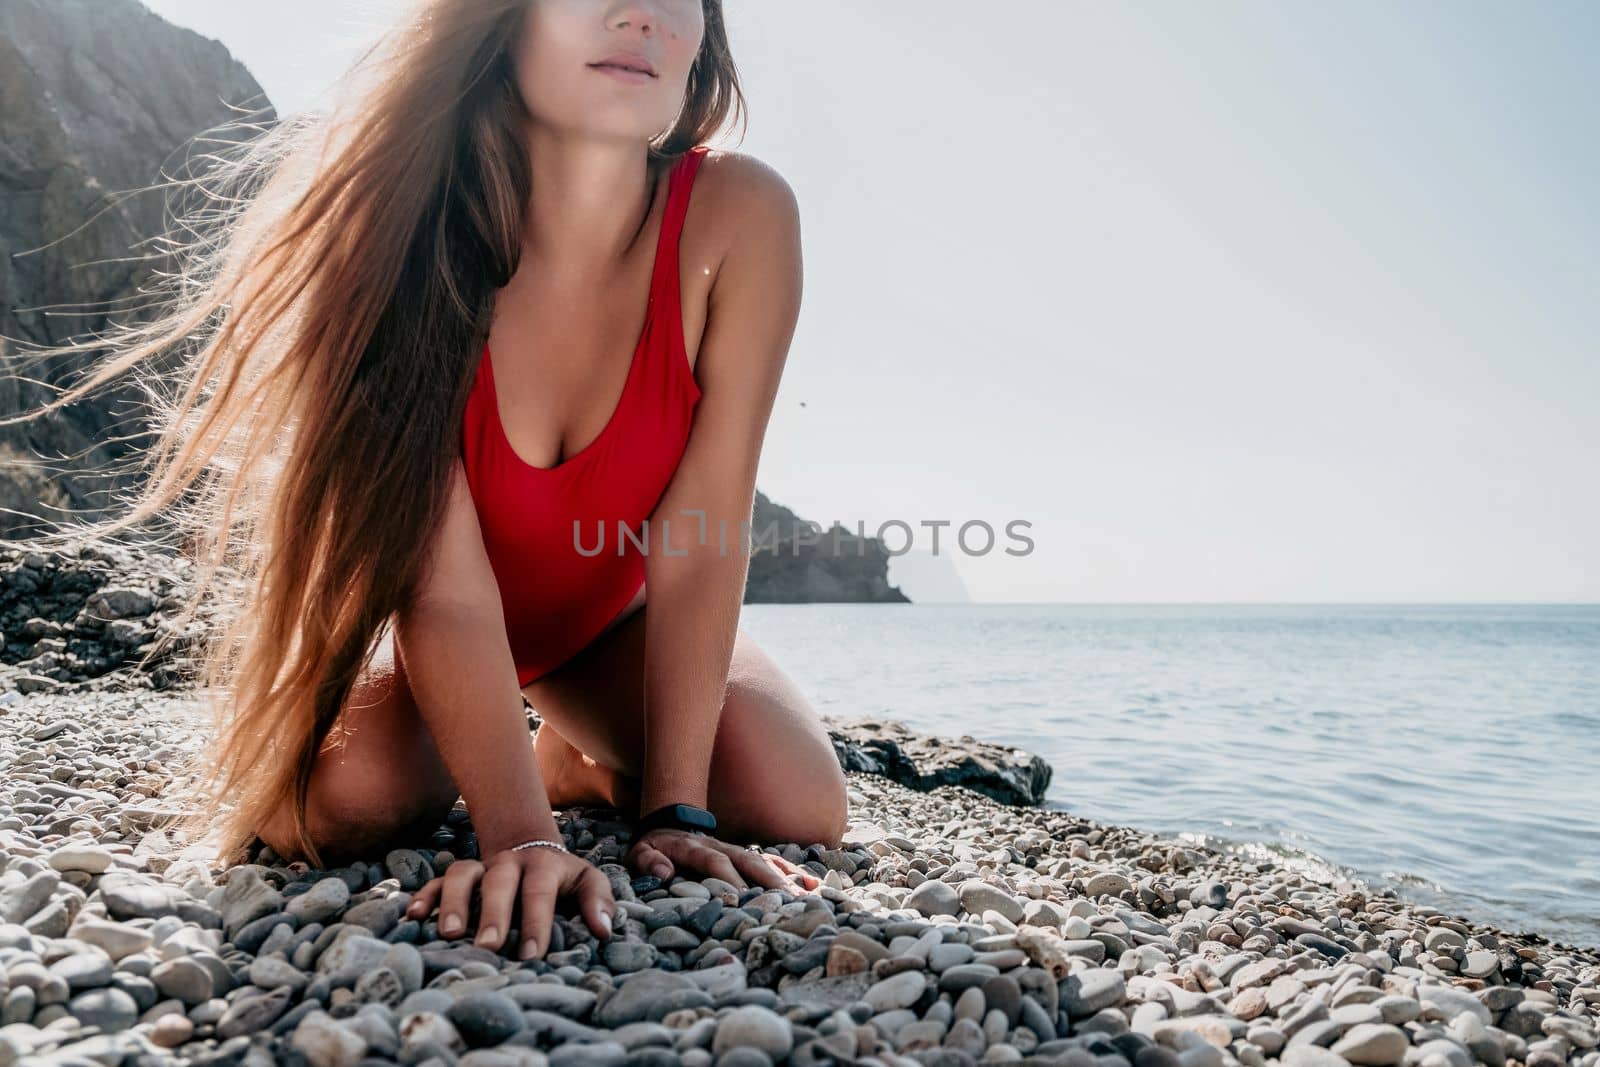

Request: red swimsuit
left=461, top=146, right=708, bottom=686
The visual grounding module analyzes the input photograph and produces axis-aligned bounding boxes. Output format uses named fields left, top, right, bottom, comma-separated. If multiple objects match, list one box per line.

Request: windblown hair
left=0, top=0, right=745, bottom=869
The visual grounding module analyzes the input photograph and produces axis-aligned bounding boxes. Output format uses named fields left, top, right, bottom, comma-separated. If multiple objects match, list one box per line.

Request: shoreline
left=829, top=716, right=1596, bottom=961
left=1, top=688, right=1596, bottom=1066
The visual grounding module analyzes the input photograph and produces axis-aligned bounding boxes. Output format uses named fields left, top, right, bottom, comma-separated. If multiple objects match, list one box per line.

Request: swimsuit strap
left=649, top=146, right=711, bottom=308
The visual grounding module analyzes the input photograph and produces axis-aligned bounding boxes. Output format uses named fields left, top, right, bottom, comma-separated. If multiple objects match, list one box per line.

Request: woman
left=2, top=0, right=847, bottom=964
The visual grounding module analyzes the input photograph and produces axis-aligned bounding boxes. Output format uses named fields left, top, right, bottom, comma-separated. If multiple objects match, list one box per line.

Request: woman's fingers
left=437, top=860, right=482, bottom=939
left=628, top=830, right=821, bottom=896
left=766, top=853, right=822, bottom=889
left=400, top=848, right=624, bottom=962
left=518, top=873, right=559, bottom=961
left=729, top=846, right=794, bottom=891
left=684, top=840, right=747, bottom=890
left=473, top=860, right=521, bottom=952
left=629, top=840, right=673, bottom=881
left=406, top=877, right=443, bottom=921
left=766, top=853, right=802, bottom=876
left=572, top=864, right=617, bottom=943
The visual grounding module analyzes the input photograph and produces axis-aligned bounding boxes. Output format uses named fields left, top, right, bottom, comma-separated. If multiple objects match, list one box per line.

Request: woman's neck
left=519, top=133, right=664, bottom=282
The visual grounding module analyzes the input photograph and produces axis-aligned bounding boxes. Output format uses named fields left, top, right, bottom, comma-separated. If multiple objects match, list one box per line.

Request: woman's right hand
left=404, top=845, right=616, bottom=961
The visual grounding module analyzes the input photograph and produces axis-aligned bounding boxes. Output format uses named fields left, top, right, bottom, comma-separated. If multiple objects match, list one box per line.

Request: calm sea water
left=738, top=603, right=1600, bottom=948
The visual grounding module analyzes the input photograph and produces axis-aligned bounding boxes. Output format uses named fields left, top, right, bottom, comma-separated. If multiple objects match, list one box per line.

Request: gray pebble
left=549, top=1040, right=626, bottom=1067
left=50, top=951, right=114, bottom=990
left=1061, top=968, right=1126, bottom=1018
left=217, top=985, right=294, bottom=1039
left=151, top=956, right=215, bottom=1004
left=865, top=971, right=926, bottom=1012
left=66, top=987, right=138, bottom=1033
left=604, top=939, right=660, bottom=973
left=1330, top=1022, right=1410, bottom=1065
left=712, top=1004, right=793, bottom=1058
left=906, top=880, right=960, bottom=917
left=448, top=990, right=526, bottom=1047
left=287, top=877, right=351, bottom=925
left=958, top=880, right=1024, bottom=923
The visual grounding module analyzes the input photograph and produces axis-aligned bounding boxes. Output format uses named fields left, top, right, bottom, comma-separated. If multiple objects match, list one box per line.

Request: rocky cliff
left=0, top=0, right=271, bottom=537
left=745, top=489, right=910, bottom=604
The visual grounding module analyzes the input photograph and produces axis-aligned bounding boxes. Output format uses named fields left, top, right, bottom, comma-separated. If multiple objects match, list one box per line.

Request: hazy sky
left=141, top=0, right=1599, bottom=603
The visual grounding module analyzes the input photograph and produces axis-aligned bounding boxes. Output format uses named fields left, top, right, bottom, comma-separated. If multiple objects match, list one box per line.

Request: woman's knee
left=737, top=782, right=848, bottom=850
left=258, top=760, right=456, bottom=866
left=719, top=773, right=848, bottom=850
left=710, top=686, right=849, bottom=849
left=258, top=636, right=459, bottom=864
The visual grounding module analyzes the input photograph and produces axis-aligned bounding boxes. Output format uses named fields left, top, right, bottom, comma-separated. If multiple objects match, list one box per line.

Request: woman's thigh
left=523, top=601, right=848, bottom=846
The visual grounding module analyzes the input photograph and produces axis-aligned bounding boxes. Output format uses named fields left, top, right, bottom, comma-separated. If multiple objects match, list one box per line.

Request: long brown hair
left=0, top=0, right=745, bottom=869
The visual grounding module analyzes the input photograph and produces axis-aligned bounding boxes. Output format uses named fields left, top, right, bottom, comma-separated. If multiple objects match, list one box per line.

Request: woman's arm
left=636, top=154, right=804, bottom=821
left=396, top=457, right=615, bottom=960
left=394, top=456, right=560, bottom=855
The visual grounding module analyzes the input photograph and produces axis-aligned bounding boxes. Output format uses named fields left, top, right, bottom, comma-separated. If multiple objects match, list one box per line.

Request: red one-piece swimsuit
left=460, top=145, right=709, bottom=686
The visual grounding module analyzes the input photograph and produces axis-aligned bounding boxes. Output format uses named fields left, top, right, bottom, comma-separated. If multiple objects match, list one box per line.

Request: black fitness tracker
left=636, top=802, right=718, bottom=836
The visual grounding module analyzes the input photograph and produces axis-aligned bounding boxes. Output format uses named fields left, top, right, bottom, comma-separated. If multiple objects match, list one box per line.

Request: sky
left=141, top=0, right=1599, bottom=603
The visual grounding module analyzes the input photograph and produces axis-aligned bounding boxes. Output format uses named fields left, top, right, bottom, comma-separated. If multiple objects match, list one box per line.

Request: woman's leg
left=523, top=601, right=849, bottom=849
left=255, top=619, right=462, bottom=866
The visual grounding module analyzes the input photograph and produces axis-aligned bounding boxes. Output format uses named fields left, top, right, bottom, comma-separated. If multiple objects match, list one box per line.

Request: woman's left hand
left=624, top=827, right=821, bottom=894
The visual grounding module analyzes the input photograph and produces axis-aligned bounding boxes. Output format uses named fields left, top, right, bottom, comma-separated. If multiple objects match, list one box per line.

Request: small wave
left=1173, top=830, right=1367, bottom=888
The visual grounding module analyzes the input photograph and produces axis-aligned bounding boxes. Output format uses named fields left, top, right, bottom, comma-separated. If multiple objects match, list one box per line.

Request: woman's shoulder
left=690, top=147, right=799, bottom=225
left=672, top=147, right=802, bottom=357
left=684, top=147, right=800, bottom=269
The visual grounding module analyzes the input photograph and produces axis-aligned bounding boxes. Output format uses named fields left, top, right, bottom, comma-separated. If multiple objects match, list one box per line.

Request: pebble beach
left=2, top=546, right=1599, bottom=1066
left=3, top=688, right=1599, bottom=1067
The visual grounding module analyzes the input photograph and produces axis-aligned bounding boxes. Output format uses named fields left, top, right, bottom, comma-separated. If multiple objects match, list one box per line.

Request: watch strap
left=636, top=802, right=717, bottom=836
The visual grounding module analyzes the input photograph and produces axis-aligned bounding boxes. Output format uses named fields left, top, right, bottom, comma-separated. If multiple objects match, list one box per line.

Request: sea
left=737, top=603, right=1600, bottom=948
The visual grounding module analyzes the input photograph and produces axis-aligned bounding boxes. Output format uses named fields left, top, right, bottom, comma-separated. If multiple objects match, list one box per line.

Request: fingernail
left=477, top=926, right=498, bottom=945
left=521, top=939, right=538, bottom=960
left=441, top=915, right=462, bottom=935
left=599, top=913, right=613, bottom=938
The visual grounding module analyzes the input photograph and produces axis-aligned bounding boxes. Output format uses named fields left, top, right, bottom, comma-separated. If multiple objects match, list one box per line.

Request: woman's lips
left=587, top=62, right=656, bottom=85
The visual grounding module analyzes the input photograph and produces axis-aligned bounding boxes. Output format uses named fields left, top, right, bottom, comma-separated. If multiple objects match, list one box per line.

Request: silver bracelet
left=507, top=838, right=568, bottom=854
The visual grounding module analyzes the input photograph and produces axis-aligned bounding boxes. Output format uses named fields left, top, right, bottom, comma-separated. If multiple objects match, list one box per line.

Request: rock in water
left=826, top=715, right=1053, bottom=804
